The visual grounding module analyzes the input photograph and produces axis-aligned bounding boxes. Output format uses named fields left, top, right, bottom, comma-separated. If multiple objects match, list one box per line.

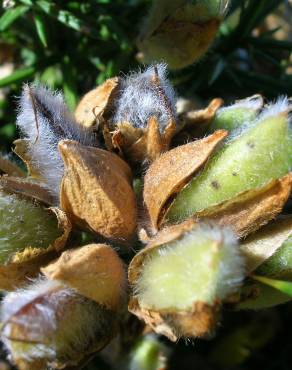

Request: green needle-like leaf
left=0, top=5, right=30, bottom=31
left=33, top=12, right=48, bottom=47
left=0, top=66, right=36, bottom=88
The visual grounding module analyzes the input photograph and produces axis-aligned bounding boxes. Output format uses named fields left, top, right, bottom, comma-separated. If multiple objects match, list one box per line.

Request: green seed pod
left=1, top=244, right=127, bottom=370
left=166, top=98, right=292, bottom=224
left=0, top=187, right=70, bottom=290
left=137, top=0, right=229, bottom=70
left=236, top=218, right=292, bottom=310
left=208, top=95, right=263, bottom=133
left=129, top=221, right=244, bottom=340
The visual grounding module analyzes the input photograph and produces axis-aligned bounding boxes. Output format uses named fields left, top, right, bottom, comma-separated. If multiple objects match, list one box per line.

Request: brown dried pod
left=143, top=130, right=228, bottom=233
left=75, top=77, right=120, bottom=128
left=59, top=140, right=137, bottom=243
left=128, top=220, right=244, bottom=341
left=42, top=243, right=127, bottom=310
left=0, top=185, right=71, bottom=290
left=1, top=244, right=126, bottom=370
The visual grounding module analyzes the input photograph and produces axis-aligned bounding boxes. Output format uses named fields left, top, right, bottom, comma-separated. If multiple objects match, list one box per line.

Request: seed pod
left=74, top=65, right=178, bottom=164
left=111, top=64, right=177, bottom=164
left=208, top=95, right=264, bottom=133
left=0, top=185, right=71, bottom=290
left=59, top=140, right=137, bottom=243
left=42, top=244, right=127, bottom=310
left=1, top=244, right=126, bottom=370
left=128, top=221, right=244, bottom=341
left=16, top=84, right=99, bottom=199
left=143, top=130, right=228, bottom=233
left=137, top=0, right=229, bottom=69
left=194, top=174, right=292, bottom=238
left=147, top=98, right=292, bottom=237
left=167, top=98, right=292, bottom=222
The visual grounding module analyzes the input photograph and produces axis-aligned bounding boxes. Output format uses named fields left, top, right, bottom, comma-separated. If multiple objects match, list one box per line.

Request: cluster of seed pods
left=0, top=64, right=291, bottom=369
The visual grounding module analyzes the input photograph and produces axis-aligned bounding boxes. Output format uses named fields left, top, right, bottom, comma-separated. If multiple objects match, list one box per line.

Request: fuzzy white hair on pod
left=111, top=63, right=177, bottom=131
left=217, top=94, right=263, bottom=116
left=1, top=278, right=62, bottom=361
left=135, top=223, right=245, bottom=310
left=258, top=96, right=291, bottom=122
left=227, top=96, right=291, bottom=143
left=16, top=84, right=98, bottom=201
left=1, top=278, right=61, bottom=323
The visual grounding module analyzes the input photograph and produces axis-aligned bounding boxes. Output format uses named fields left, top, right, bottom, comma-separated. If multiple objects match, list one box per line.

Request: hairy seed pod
left=1, top=244, right=126, bottom=370
left=16, top=84, right=99, bottom=200
left=112, top=64, right=177, bottom=164
left=75, top=64, right=178, bottom=164
left=143, top=130, right=227, bottom=233
left=208, top=95, right=264, bottom=133
left=0, top=186, right=71, bottom=290
left=129, top=221, right=244, bottom=341
left=58, top=140, right=137, bottom=244
left=137, top=0, right=229, bottom=69
left=157, top=98, right=292, bottom=236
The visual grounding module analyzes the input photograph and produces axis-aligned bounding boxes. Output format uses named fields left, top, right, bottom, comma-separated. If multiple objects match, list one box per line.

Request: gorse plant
left=0, top=1, right=292, bottom=370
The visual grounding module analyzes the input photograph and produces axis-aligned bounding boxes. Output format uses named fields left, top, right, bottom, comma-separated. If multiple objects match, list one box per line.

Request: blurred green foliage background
left=0, top=1, right=292, bottom=369
left=0, top=0, right=292, bottom=152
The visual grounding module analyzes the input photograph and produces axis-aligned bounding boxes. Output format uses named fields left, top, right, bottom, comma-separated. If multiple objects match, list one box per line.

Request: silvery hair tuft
left=16, top=84, right=98, bottom=201
left=111, top=63, right=177, bottom=131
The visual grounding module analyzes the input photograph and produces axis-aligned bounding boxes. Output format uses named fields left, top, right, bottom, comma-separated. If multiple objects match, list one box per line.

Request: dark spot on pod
left=232, top=172, right=238, bottom=177
left=247, top=141, right=255, bottom=149
left=211, top=180, right=220, bottom=189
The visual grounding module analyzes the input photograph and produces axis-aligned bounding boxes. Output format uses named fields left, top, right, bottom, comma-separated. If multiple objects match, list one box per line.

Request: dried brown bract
left=195, top=174, right=292, bottom=238
left=59, top=140, right=137, bottom=243
left=42, top=243, right=127, bottom=309
left=143, top=130, right=228, bottom=232
left=75, top=77, right=120, bottom=128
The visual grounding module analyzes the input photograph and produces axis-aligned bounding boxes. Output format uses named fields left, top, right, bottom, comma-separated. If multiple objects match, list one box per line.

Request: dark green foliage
left=1, top=0, right=291, bottom=151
